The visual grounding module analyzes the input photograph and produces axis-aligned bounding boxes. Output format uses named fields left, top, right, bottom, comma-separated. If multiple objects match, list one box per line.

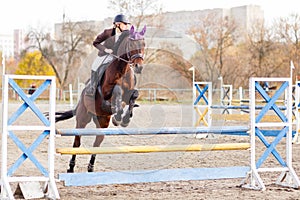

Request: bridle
left=126, top=38, right=144, bottom=64
left=110, top=37, right=145, bottom=65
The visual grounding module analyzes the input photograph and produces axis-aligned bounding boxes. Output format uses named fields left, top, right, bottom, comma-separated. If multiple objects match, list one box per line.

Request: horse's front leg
left=111, top=85, right=123, bottom=126
left=121, top=89, right=139, bottom=127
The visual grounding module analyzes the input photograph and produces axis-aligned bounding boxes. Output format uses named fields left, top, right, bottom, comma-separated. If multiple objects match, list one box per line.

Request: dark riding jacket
left=93, top=28, right=130, bottom=57
left=93, top=28, right=116, bottom=57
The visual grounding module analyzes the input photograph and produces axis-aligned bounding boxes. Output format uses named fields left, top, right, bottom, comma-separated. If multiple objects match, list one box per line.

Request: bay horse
left=53, top=25, right=146, bottom=173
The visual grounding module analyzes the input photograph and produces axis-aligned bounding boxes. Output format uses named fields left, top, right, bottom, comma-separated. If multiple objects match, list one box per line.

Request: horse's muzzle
left=133, top=64, right=143, bottom=74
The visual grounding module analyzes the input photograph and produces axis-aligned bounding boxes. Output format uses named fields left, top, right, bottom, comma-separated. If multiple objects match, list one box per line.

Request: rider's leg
left=85, top=70, right=99, bottom=97
left=85, top=55, right=113, bottom=97
left=86, top=56, right=103, bottom=97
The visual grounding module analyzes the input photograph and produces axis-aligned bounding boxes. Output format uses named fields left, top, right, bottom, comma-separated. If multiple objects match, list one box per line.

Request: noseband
left=129, top=52, right=144, bottom=62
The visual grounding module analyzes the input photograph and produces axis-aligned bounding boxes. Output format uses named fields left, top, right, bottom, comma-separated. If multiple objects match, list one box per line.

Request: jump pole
left=59, top=166, right=250, bottom=187
left=0, top=75, right=59, bottom=199
left=56, top=126, right=249, bottom=136
left=56, top=143, right=251, bottom=155
left=57, top=77, right=300, bottom=190
left=57, top=125, right=252, bottom=187
left=57, top=126, right=251, bottom=186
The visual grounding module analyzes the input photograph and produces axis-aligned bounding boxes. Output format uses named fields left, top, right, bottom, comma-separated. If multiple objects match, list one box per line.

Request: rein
left=110, top=53, right=131, bottom=63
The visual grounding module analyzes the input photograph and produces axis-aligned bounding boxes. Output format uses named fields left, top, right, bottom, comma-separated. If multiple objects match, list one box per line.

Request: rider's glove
left=104, top=49, right=113, bottom=54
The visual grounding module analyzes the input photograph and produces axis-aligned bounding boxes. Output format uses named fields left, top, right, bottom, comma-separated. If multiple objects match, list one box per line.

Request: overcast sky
left=0, top=0, right=299, bottom=34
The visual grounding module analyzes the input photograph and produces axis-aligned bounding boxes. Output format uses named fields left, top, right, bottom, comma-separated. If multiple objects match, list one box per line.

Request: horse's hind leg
left=68, top=105, right=92, bottom=173
left=87, top=115, right=110, bottom=172
left=67, top=135, right=81, bottom=173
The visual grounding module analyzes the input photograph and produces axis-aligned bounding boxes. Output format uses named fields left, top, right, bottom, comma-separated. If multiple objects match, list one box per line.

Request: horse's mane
left=113, top=30, right=130, bottom=57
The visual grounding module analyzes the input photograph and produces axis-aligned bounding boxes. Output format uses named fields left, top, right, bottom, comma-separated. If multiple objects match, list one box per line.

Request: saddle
left=94, top=60, right=114, bottom=98
left=84, top=60, right=114, bottom=115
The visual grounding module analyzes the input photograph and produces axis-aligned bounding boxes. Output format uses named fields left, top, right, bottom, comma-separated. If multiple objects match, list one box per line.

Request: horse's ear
left=130, top=25, right=135, bottom=35
left=139, top=25, right=146, bottom=36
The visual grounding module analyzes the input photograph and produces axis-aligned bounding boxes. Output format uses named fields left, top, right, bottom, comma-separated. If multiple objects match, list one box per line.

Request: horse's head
left=126, top=25, right=146, bottom=74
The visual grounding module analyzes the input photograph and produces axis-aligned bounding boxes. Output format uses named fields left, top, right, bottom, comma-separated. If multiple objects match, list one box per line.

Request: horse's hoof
left=88, top=165, right=94, bottom=172
left=121, top=121, right=129, bottom=127
left=67, top=168, right=74, bottom=173
left=88, top=169, right=94, bottom=172
left=112, top=115, right=121, bottom=126
left=121, top=116, right=130, bottom=127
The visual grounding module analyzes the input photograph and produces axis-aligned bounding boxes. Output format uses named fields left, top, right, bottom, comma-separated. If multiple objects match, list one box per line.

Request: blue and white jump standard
left=293, top=81, right=300, bottom=143
left=241, top=77, right=300, bottom=190
left=0, top=75, right=59, bottom=199
left=192, top=81, right=212, bottom=127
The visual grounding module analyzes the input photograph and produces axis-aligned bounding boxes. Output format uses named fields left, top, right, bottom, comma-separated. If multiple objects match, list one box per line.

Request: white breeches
left=91, top=55, right=113, bottom=72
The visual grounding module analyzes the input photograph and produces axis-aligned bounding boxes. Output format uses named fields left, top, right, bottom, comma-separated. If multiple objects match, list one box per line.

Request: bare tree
left=147, top=41, right=192, bottom=79
left=55, top=20, right=96, bottom=87
left=25, top=19, right=97, bottom=94
left=245, top=19, right=286, bottom=78
left=274, top=13, right=300, bottom=80
left=108, top=0, right=162, bottom=29
left=189, top=12, right=237, bottom=87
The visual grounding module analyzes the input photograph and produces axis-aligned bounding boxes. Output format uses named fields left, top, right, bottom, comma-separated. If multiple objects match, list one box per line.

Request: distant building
left=0, top=29, right=26, bottom=60
left=13, top=29, right=25, bottom=60
left=230, top=5, right=264, bottom=32
left=160, top=5, right=263, bottom=37
left=54, top=20, right=104, bottom=39
left=69, top=5, right=263, bottom=59
left=0, top=4, right=264, bottom=62
left=135, top=5, right=262, bottom=59
left=52, top=4, right=265, bottom=85
left=54, top=5, right=263, bottom=38
left=0, top=34, right=14, bottom=58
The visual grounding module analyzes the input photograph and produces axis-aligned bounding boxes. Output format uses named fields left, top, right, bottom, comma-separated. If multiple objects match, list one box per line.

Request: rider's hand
left=104, top=49, right=113, bottom=54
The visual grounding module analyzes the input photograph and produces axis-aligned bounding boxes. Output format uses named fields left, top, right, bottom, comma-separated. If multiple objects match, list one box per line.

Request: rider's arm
left=93, top=29, right=113, bottom=53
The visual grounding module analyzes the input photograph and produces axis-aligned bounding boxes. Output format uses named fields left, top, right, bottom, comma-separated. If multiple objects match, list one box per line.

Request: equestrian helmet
left=113, top=14, right=130, bottom=24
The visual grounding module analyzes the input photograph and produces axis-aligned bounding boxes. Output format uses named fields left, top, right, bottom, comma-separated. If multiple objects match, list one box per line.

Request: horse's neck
left=114, top=31, right=129, bottom=54
left=112, top=59, right=130, bottom=74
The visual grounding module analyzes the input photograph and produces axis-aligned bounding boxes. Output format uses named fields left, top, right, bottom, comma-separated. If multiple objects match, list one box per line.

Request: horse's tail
left=44, top=105, right=77, bottom=123
left=54, top=109, right=76, bottom=123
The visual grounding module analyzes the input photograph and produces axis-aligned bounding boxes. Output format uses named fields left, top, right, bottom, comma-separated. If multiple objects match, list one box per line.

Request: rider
left=85, top=14, right=131, bottom=97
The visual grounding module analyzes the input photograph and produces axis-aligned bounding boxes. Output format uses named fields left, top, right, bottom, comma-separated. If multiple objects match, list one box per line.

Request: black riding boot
left=86, top=71, right=98, bottom=97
